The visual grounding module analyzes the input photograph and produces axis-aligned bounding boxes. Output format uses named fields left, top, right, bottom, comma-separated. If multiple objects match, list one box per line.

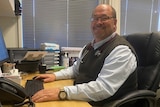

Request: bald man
left=32, top=4, right=137, bottom=107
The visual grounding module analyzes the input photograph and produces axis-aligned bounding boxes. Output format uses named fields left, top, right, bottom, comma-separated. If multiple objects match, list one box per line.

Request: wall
left=0, top=0, right=22, bottom=48
left=0, top=17, right=19, bottom=47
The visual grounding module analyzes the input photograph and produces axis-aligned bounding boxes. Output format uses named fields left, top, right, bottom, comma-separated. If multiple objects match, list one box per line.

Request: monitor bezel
left=0, top=29, right=9, bottom=67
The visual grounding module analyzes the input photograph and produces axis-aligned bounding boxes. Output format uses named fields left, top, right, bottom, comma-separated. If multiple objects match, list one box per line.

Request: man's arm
left=63, top=45, right=137, bottom=101
left=54, top=46, right=85, bottom=80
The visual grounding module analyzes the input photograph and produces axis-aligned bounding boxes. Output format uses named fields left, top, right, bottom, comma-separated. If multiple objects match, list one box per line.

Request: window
left=120, top=0, right=160, bottom=35
left=23, top=0, right=160, bottom=48
left=22, top=0, right=98, bottom=48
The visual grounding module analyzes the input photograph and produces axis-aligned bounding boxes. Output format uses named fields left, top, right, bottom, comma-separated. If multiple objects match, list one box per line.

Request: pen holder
left=39, top=64, right=46, bottom=74
left=2, top=63, right=14, bottom=73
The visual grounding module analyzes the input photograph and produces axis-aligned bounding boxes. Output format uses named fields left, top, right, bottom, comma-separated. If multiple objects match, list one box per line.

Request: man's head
left=91, top=4, right=117, bottom=42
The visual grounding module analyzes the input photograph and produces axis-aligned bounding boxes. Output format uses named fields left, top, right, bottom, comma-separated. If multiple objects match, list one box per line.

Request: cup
left=2, top=63, right=14, bottom=73
left=39, top=64, right=46, bottom=74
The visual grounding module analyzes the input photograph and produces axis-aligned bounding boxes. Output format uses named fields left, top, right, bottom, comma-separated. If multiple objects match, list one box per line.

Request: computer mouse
left=32, top=76, right=38, bottom=80
left=32, top=76, right=44, bottom=82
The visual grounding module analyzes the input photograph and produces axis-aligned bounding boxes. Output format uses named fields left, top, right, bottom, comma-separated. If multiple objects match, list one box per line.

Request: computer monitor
left=0, top=30, right=9, bottom=70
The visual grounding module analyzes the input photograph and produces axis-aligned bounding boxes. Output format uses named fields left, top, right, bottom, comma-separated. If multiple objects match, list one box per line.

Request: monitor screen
left=0, top=30, right=9, bottom=67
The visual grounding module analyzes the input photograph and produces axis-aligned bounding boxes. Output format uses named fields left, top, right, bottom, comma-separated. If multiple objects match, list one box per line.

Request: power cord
left=0, top=102, right=3, bottom=107
left=14, top=97, right=35, bottom=107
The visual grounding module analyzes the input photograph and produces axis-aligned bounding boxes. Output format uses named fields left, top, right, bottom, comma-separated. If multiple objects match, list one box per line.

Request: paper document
left=23, top=51, right=47, bottom=61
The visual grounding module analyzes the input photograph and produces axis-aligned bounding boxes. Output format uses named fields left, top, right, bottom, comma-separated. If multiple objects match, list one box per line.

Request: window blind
left=120, top=0, right=159, bottom=35
left=22, top=0, right=98, bottom=48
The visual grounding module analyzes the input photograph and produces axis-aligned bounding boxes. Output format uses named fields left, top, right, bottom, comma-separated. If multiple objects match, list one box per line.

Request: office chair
left=103, top=32, right=160, bottom=107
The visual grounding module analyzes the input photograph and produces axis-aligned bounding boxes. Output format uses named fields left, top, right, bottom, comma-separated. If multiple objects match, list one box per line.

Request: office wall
left=0, top=17, right=19, bottom=48
left=0, top=0, right=22, bottom=48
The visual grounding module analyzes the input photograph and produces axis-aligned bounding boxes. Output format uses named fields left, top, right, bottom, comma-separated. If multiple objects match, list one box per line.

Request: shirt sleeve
left=63, top=45, right=137, bottom=102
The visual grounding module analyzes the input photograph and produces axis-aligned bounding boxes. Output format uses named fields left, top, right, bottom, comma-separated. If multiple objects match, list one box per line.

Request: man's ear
left=113, top=19, right=117, bottom=31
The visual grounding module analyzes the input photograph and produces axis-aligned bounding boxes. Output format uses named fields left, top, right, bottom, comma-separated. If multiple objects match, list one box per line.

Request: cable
left=0, top=102, right=3, bottom=107
left=14, top=97, right=35, bottom=107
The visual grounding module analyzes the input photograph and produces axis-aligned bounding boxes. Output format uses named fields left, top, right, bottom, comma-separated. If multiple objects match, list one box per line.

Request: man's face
left=91, top=5, right=117, bottom=42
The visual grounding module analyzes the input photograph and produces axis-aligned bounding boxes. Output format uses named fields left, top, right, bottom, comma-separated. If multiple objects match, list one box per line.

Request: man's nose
left=96, top=18, right=103, bottom=24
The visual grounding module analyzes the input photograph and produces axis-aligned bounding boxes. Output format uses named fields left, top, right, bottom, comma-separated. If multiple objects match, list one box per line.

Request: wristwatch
left=58, top=88, right=67, bottom=100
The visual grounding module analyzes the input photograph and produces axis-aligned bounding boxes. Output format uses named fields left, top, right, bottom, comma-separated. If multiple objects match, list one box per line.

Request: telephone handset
left=0, top=77, right=29, bottom=106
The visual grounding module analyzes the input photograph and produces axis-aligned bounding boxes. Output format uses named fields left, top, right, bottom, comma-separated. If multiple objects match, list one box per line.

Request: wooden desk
left=21, top=73, right=92, bottom=107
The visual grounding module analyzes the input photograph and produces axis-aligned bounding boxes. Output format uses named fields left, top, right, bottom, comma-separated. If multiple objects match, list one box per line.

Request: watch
left=58, top=88, right=67, bottom=100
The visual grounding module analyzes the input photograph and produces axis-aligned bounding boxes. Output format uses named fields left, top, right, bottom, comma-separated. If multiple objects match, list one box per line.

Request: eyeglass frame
left=91, top=15, right=115, bottom=22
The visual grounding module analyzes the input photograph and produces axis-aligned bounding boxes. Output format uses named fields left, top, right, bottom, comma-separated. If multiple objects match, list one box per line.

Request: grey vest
left=74, top=35, right=138, bottom=106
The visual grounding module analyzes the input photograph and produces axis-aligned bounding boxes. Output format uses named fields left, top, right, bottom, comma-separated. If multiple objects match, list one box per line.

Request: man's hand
left=35, top=74, right=56, bottom=82
left=32, top=88, right=60, bottom=102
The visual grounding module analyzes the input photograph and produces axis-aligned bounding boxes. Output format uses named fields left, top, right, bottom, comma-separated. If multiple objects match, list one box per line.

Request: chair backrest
left=124, top=32, right=160, bottom=92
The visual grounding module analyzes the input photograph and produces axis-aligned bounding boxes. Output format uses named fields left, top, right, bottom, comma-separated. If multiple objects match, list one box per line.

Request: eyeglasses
left=91, top=16, right=114, bottom=22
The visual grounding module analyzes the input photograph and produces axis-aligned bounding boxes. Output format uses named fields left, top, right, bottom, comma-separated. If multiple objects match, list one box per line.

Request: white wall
left=0, top=0, right=22, bottom=48
left=0, top=16, right=19, bottom=48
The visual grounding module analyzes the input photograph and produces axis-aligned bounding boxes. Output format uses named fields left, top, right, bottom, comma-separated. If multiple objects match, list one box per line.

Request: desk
left=21, top=73, right=92, bottom=107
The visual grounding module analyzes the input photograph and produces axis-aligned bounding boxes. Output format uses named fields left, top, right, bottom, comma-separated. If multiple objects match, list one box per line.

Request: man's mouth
left=94, top=24, right=106, bottom=29
left=94, top=26, right=106, bottom=31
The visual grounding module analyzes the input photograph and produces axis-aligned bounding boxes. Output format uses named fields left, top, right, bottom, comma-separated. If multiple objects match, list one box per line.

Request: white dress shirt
left=54, top=33, right=137, bottom=102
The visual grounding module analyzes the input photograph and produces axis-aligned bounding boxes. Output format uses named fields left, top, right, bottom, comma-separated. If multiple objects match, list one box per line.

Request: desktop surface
left=3, top=72, right=91, bottom=107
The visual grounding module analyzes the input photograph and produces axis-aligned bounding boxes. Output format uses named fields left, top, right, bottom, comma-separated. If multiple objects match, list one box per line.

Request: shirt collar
left=91, top=32, right=117, bottom=50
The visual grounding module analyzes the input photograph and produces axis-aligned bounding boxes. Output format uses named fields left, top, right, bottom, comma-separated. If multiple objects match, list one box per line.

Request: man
left=32, top=4, right=137, bottom=106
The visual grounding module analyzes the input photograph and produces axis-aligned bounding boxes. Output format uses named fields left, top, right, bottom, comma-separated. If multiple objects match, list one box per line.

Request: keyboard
left=25, top=79, right=44, bottom=97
